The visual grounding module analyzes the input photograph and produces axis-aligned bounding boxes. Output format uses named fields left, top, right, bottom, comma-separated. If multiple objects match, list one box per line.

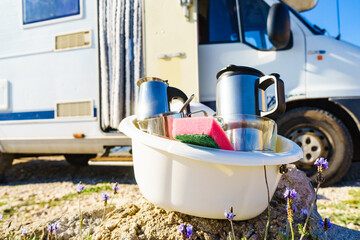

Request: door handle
left=157, top=52, right=185, bottom=59
left=179, top=0, right=193, bottom=20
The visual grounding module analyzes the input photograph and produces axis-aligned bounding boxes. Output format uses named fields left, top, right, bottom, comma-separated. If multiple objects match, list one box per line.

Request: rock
left=249, top=233, right=258, bottom=239
left=93, top=166, right=327, bottom=240
left=276, top=164, right=316, bottom=211
left=245, top=230, right=254, bottom=238
left=105, top=219, right=119, bottom=231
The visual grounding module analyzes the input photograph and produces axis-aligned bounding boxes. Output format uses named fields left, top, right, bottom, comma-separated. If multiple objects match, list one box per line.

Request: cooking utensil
left=136, top=77, right=190, bottom=121
left=143, top=111, right=185, bottom=139
left=179, top=94, right=195, bottom=113
left=215, top=114, right=277, bottom=152
left=216, top=65, right=285, bottom=119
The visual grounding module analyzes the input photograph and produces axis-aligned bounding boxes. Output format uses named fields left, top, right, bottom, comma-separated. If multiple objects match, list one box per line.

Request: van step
left=88, top=156, right=133, bottom=166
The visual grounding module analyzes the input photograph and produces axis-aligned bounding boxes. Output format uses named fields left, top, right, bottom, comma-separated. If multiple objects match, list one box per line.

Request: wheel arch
left=284, top=98, right=360, bottom=161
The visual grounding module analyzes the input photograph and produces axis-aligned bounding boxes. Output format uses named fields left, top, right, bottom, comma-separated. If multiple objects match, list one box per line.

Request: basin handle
left=279, top=164, right=288, bottom=174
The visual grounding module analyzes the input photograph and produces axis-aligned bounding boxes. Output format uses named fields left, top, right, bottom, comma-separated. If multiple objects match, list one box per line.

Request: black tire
left=64, top=154, right=97, bottom=166
left=277, top=107, right=353, bottom=187
left=0, top=153, right=14, bottom=184
left=0, top=153, right=14, bottom=174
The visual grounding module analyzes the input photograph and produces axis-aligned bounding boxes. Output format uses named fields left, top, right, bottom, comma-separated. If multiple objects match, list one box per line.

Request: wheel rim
left=287, top=127, right=331, bottom=170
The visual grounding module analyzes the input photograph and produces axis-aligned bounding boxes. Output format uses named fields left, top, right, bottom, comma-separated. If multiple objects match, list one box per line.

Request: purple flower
left=178, top=223, right=193, bottom=239
left=293, top=204, right=297, bottom=213
left=0, top=214, right=2, bottom=221
left=76, top=182, right=85, bottom=193
left=52, top=222, right=59, bottom=232
left=21, top=228, right=27, bottom=235
left=102, top=192, right=110, bottom=205
left=319, top=218, right=333, bottom=231
left=47, top=222, right=59, bottom=233
left=186, top=224, right=193, bottom=238
left=285, top=204, right=297, bottom=213
left=283, top=188, right=290, bottom=198
left=102, top=192, right=110, bottom=201
left=301, top=209, right=309, bottom=217
left=48, top=222, right=59, bottom=233
left=314, top=158, right=328, bottom=170
left=112, top=182, right=119, bottom=194
left=283, top=187, right=297, bottom=199
left=224, top=207, right=236, bottom=220
left=178, top=223, right=185, bottom=233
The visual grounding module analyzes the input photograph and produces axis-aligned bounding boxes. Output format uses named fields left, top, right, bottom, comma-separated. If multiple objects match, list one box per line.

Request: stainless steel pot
left=138, top=110, right=208, bottom=139
left=136, top=77, right=190, bottom=121
left=215, top=114, right=277, bottom=152
left=216, top=65, right=285, bottom=119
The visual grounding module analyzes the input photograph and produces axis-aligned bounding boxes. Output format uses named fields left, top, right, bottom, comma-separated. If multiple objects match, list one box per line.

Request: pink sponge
left=172, top=117, right=234, bottom=151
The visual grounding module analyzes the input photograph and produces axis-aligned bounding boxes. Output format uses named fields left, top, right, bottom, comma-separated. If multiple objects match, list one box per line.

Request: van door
left=198, top=0, right=306, bottom=109
left=143, top=0, right=199, bottom=100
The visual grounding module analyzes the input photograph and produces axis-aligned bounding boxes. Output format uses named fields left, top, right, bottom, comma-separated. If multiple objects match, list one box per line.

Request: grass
left=330, top=213, right=359, bottom=227
left=348, top=189, right=360, bottom=198
left=1, top=183, right=113, bottom=238
left=1, top=184, right=113, bottom=217
left=317, top=189, right=360, bottom=230
left=40, top=184, right=113, bottom=207
left=3, top=207, right=17, bottom=216
left=5, top=234, right=42, bottom=240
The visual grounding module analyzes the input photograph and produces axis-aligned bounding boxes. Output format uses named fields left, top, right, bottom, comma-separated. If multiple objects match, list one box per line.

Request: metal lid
left=136, top=77, right=168, bottom=87
left=216, top=65, right=264, bottom=80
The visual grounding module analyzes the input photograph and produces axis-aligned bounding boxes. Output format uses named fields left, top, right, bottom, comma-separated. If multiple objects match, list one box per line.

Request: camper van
left=0, top=0, right=359, bottom=186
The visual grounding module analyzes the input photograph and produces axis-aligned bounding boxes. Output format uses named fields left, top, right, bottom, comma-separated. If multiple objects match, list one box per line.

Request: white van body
left=0, top=0, right=359, bottom=184
left=0, top=0, right=130, bottom=155
left=195, top=0, right=359, bottom=185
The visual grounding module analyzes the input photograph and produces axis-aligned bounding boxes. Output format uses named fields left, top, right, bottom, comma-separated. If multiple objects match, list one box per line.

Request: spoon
left=179, top=94, right=195, bottom=113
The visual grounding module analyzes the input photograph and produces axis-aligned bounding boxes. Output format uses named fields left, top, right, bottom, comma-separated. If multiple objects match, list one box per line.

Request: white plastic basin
left=119, top=115, right=303, bottom=220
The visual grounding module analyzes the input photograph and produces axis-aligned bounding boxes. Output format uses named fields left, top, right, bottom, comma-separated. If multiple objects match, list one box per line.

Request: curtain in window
left=99, top=0, right=144, bottom=130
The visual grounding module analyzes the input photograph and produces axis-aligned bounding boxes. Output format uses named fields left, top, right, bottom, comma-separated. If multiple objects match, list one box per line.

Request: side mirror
left=267, top=3, right=291, bottom=49
left=282, top=0, right=318, bottom=12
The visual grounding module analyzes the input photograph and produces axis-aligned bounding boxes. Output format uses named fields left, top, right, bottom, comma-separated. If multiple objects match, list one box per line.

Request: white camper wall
left=0, top=0, right=98, bottom=113
left=0, top=0, right=130, bottom=154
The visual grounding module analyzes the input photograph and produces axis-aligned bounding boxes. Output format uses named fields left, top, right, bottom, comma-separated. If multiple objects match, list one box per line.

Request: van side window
left=239, top=0, right=273, bottom=50
left=198, top=0, right=240, bottom=44
left=22, top=0, right=80, bottom=25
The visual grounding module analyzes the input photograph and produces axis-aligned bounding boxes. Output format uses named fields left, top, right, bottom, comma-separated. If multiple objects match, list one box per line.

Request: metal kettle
left=216, top=65, right=285, bottom=119
left=136, top=77, right=190, bottom=120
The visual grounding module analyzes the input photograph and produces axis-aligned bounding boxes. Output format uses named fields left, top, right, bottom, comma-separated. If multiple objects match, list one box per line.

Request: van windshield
left=288, top=6, right=324, bottom=35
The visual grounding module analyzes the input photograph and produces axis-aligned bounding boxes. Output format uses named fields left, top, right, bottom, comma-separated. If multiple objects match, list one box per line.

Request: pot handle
left=186, top=110, right=208, bottom=117
left=258, top=73, right=286, bottom=119
left=167, top=86, right=191, bottom=114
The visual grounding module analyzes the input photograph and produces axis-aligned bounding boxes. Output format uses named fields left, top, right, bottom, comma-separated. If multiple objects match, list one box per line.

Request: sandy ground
left=0, top=157, right=359, bottom=239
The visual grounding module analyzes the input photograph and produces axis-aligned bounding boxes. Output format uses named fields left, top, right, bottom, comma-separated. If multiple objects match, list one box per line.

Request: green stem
left=299, top=182, right=320, bottom=240
left=109, top=193, right=116, bottom=206
left=103, top=205, right=107, bottom=221
left=290, top=222, right=294, bottom=240
left=230, top=220, right=236, bottom=240
left=263, top=166, right=270, bottom=240
left=78, top=194, right=83, bottom=240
